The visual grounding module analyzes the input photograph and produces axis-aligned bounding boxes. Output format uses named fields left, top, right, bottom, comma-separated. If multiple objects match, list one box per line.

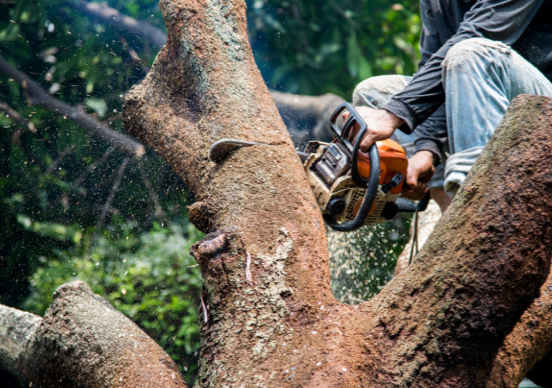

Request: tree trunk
left=122, top=0, right=552, bottom=386
left=0, top=281, right=187, bottom=387
left=487, top=268, right=552, bottom=387
left=269, top=89, right=346, bottom=145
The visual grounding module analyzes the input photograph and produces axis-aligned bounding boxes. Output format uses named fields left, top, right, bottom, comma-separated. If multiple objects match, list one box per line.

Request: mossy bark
left=123, top=0, right=552, bottom=386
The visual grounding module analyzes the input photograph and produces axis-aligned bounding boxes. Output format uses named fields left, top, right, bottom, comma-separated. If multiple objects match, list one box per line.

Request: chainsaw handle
left=329, top=103, right=370, bottom=187
left=396, top=191, right=431, bottom=213
left=324, top=123, right=380, bottom=232
left=324, top=103, right=381, bottom=231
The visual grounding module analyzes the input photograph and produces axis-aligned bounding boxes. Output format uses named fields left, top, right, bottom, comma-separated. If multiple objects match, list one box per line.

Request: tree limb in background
left=96, top=157, right=129, bottom=230
left=138, top=162, right=165, bottom=220
left=269, top=89, right=346, bottom=144
left=45, top=143, right=76, bottom=174
left=73, top=145, right=115, bottom=187
left=0, top=56, right=145, bottom=157
left=67, top=0, right=167, bottom=51
left=0, top=281, right=187, bottom=387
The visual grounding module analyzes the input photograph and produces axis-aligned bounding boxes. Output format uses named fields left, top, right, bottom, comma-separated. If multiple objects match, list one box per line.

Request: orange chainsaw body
left=357, top=139, right=408, bottom=194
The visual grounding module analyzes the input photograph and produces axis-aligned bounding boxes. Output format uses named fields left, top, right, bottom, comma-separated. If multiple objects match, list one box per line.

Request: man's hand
left=402, top=150, right=435, bottom=200
left=345, top=106, right=404, bottom=152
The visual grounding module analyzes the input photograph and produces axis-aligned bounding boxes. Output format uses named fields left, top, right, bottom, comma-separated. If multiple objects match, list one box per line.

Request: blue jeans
left=353, top=38, right=552, bottom=196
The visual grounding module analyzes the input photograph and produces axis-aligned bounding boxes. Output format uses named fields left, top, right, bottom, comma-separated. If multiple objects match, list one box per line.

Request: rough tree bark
left=0, top=281, right=187, bottom=387
left=122, top=0, right=552, bottom=386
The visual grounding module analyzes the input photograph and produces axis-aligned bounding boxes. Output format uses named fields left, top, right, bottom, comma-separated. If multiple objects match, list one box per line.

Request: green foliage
left=0, top=0, right=187, bottom=309
left=24, top=222, right=203, bottom=383
left=0, top=3, right=197, bottom=384
left=247, top=0, right=421, bottom=97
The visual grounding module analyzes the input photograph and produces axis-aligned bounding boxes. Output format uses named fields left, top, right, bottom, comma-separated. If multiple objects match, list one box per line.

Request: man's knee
left=352, top=75, right=411, bottom=108
left=443, top=38, right=511, bottom=70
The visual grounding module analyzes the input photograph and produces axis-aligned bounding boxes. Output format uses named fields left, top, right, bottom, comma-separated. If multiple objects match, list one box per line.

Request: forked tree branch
left=122, top=0, right=552, bottom=382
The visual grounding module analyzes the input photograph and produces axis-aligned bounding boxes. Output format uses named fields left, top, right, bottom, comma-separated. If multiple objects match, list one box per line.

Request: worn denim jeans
left=353, top=38, right=552, bottom=196
left=443, top=38, right=552, bottom=196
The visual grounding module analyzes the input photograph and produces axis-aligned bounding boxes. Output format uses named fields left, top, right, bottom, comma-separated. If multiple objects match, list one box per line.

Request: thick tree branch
left=0, top=305, right=42, bottom=381
left=124, top=1, right=333, bottom=385
left=0, top=281, right=188, bottom=387
left=366, top=95, right=552, bottom=387
left=0, top=56, right=145, bottom=157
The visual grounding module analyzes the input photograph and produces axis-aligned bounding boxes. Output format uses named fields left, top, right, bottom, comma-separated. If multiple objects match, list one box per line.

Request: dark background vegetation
left=0, top=0, right=420, bottom=385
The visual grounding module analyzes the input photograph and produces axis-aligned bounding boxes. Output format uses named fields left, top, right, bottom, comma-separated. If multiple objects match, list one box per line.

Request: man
left=352, top=0, right=552, bottom=212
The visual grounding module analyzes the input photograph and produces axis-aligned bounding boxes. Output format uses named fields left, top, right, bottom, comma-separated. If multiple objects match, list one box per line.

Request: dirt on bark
left=123, top=0, right=552, bottom=386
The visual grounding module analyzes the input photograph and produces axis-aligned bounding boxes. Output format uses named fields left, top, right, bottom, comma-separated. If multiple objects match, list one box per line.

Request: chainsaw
left=208, top=103, right=429, bottom=232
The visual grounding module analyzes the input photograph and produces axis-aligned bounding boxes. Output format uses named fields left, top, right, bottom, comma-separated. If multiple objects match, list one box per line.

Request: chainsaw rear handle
left=324, top=103, right=380, bottom=232
left=396, top=191, right=431, bottom=213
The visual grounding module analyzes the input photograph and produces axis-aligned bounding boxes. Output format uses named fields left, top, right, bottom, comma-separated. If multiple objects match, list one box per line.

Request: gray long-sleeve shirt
left=384, top=0, right=552, bottom=162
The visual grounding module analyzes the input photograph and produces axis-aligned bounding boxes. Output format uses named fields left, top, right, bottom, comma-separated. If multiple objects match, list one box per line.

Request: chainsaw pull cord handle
left=323, top=103, right=380, bottom=232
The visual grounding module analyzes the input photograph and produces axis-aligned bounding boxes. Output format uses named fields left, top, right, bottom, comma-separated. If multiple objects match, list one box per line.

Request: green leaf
left=347, top=31, right=361, bottom=77
left=358, top=56, right=373, bottom=80
left=85, top=98, right=107, bottom=116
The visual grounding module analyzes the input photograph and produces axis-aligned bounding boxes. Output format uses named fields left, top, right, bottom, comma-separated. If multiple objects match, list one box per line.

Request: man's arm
left=384, top=0, right=545, bottom=134
left=356, top=0, right=544, bottom=199
left=418, top=0, right=442, bottom=69
left=414, top=104, right=447, bottom=162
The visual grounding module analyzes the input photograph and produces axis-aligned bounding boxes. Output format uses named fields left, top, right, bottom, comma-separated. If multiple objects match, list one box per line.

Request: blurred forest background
left=0, top=0, right=421, bottom=385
